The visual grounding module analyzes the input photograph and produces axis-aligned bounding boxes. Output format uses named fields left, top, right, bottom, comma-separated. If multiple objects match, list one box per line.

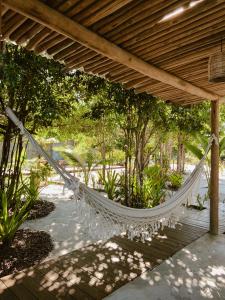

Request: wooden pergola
left=1, top=0, right=224, bottom=234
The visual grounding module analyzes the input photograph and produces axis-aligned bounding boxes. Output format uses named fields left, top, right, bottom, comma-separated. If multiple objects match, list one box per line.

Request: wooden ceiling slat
left=129, top=5, right=224, bottom=57
left=112, top=71, right=142, bottom=83
left=2, top=0, right=225, bottom=104
left=2, top=13, right=26, bottom=38
left=66, top=0, right=97, bottom=18
left=35, top=0, right=133, bottom=56
left=47, top=38, right=74, bottom=56
left=63, top=47, right=91, bottom=63
left=92, top=62, right=127, bottom=78
left=80, top=0, right=135, bottom=27
left=16, top=23, right=43, bottom=45
left=92, top=0, right=146, bottom=34
left=75, top=0, right=115, bottom=23
left=81, top=58, right=110, bottom=73
left=108, top=69, right=135, bottom=82
left=2, top=9, right=15, bottom=23
left=53, top=43, right=83, bottom=61
left=66, top=50, right=97, bottom=67
left=125, top=0, right=222, bottom=51
left=108, top=0, right=189, bottom=44
left=124, top=77, right=149, bottom=89
left=121, top=72, right=146, bottom=82
left=85, top=59, right=117, bottom=73
left=67, top=54, right=103, bottom=72
left=80, top=54, right=104, bottom=68
left=1, top=5, right=8, bottom=16
left=35, top=35, right=66, bottom=53
left=5, top=16, right=26, bottom=39
left=56, top=0, right=80, bottom=14
left=106, top=64, right=134, bottom=78
left=10, top=19, right=34, bottom=41
left=36, top=31, right=59, bottom=45
left=145, top=32, right=223, bottom=68
left=26, top=27, right=52, bottom=50
left=138, top=18, right=225, bottom=60
left=104, top=0, right=177, bottom=41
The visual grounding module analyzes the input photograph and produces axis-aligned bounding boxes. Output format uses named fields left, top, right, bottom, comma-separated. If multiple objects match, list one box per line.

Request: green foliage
left=196, top=193, right=208, bottom=210
left=143, top=165, right=167, bottom=207
left=168, top=103, right=210, bottom=134
left=0, top=43, right=75, bottom=205
left=185, top=143, right=204, bottom=160
left=167, top=171, right=183, bottom=190
left=61, top=148, right=101, bottom=186
left=30, top=159, right=52, bottom=185
left=99, top=170, right=119, bottom=200
left=0, top=44, right=74, bottom=131
left=27, top=171, right=40, bottom=204
left=0, top=182, right=35, bottom=243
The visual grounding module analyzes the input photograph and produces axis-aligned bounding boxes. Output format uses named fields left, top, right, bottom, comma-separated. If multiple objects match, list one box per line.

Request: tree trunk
left=177, top=133, right=184, bottom=172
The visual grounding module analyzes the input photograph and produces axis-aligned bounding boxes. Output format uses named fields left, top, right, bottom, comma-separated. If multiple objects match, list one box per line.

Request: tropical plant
left=0, top=183, right=34, bottom=244
left=185, top=133, right=225, bottom=186
left=195, top=193, right=208, bottom=210
left=143, top=165, right=167, bottom=207
left=0, top=43, right=74, bottom=207
left=61, top=149, right=101, bottom=186
left=99, top=170, right=119, bottom=200
left=167, top=171, right=183, bottom=190
left=26, top=171, right=40, bottom=204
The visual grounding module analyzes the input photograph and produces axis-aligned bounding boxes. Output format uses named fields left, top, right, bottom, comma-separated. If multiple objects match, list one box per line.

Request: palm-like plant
left=99, top=170, right=119, bottom=200
left=185, top=133, right=225, bottom=186
left=61, top=149, right=102, bottom=186
left=0, top=182, right=35, bottom=244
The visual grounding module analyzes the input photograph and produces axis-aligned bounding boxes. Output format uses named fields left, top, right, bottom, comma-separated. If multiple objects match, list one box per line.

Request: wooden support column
left=210, top=100, right=220, bottom=235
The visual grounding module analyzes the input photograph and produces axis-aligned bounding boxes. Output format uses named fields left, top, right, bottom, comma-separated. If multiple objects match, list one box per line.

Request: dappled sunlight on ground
left=0, top=237, right=154, bottom=299
left=0, top=223, right=207, bottom=299
left=105, top=234, right=225, bottom=300
left=20, top=184, right=99, bottom=260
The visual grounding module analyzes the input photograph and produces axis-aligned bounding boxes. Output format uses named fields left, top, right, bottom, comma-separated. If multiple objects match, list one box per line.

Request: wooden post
left=210, top=100, right=220, bottom=235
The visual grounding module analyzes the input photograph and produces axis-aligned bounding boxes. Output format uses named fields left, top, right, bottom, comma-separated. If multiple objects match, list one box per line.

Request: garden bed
left=27, top=200, right=55, bottom=220
left=187, top=204, right=207, bottom=211
left=0, top=229, right=53, bottom=278
left=182, top=203, right=207, bottom=211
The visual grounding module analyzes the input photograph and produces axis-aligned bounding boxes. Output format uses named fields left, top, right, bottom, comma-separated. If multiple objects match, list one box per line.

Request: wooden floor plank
left=0, top=279, right=19, bottom=300
left=0, top=222, right=208, bottom=300
left=1, top=275, right=38, bottom=300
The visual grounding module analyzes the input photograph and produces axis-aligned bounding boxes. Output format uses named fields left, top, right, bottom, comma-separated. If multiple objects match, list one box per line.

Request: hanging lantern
left=208, top=39, right=225, bottom=83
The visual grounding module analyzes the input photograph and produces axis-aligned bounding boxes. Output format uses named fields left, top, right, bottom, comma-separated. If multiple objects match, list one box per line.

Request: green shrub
left=0, top=183, right=34, bottom=244
left=168, top=171, right=183, bottom=190
left=26, top=171, right=40, bottom=205
left=99, top=170, right=119, bottom=200
left=143, top=165, right=167, bottom=207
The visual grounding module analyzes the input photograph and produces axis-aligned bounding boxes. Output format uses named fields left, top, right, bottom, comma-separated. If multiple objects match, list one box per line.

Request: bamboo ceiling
left=1, top=0, right=225, bottom=105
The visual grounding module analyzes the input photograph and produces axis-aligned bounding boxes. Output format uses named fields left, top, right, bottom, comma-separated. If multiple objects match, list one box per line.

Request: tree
left=168, top=103, right=209, bottom=172
left=0, top=44, right=75, bottom=206
left=66, top=73, right=171, bottom=206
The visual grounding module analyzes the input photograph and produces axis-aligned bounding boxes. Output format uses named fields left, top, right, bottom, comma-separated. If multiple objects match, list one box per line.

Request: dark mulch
left=27, top=200, right=55, bottom=220
left=0, top=229, right=54, bottom=278
left=187, top=204, right=206, bottom=211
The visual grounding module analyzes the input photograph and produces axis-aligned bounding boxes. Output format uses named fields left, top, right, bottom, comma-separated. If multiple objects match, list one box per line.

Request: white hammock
left=6, top=107, right=213, bottom=242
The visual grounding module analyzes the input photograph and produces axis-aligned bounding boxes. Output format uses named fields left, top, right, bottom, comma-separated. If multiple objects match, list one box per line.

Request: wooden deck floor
left=181, top=202, right=225, bottom=233
left=0, top=222, right=207, bottom=300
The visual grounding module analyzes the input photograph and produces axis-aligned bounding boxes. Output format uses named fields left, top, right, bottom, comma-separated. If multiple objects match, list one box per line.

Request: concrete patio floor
left=104, top=233, right=225, bottom=300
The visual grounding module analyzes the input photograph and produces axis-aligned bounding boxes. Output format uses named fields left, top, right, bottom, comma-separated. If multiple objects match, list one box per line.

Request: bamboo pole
left=210, top=100, right=220, bottom=235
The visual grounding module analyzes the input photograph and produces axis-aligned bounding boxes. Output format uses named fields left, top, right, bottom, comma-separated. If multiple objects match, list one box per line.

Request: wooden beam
left=210, top=100, right=220, bottom=235
left=3, top=0, right=224, bottom=102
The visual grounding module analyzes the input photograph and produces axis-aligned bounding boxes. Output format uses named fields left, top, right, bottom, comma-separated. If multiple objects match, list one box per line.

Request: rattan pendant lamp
left=208, top=38, right=225, bottom=83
